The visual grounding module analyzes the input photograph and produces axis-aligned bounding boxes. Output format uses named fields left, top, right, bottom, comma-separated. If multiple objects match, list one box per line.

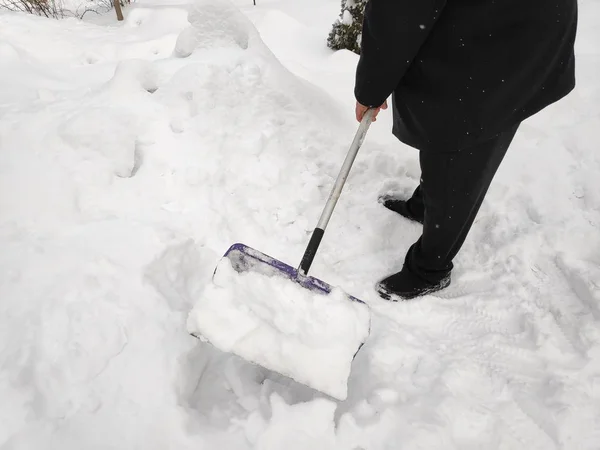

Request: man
left=354, top=0, right=578, bottom=300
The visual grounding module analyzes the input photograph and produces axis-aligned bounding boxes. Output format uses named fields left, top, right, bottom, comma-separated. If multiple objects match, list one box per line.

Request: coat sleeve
left=354, top=0, right=447, bottom=108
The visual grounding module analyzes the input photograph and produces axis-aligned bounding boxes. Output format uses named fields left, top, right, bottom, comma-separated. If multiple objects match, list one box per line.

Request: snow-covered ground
left=1, top=0, right=599, bottom=448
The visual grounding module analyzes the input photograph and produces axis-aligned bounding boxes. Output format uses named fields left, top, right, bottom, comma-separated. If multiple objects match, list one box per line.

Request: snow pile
left=187, top=255, right=370, bottom=401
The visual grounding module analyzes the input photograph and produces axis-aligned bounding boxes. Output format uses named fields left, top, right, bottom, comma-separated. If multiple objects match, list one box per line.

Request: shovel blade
left=187, top=242, right=369, bottom=400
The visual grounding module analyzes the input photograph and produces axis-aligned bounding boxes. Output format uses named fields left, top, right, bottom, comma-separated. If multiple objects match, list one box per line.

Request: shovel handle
left=298, top=108, right=375, bottom=276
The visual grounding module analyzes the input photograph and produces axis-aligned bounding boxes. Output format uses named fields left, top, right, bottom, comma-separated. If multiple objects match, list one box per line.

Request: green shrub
left=327, top=0, right=367, bottom=55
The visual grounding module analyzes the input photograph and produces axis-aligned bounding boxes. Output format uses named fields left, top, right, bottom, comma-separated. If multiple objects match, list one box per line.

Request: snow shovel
left=188, top=109, right=375, bottom=400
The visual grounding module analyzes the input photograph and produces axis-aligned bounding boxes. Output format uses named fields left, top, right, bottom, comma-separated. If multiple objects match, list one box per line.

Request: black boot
left=376, top=266, right=450, bottom=300
left=378, top=194, right=424, bottom=224
left=376, top=241, right=451, bottom=300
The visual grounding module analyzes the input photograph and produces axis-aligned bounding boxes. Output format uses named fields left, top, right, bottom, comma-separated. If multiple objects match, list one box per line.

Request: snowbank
left=0, top=0, right=356, bottom=448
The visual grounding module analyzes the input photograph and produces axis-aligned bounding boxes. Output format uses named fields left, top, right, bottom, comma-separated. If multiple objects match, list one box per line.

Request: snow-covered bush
left=327, top=0, right=367, bottom=54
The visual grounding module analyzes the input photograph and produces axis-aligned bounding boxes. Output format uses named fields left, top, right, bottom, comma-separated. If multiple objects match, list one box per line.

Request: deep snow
left=1, top=0, right=599, bottom=448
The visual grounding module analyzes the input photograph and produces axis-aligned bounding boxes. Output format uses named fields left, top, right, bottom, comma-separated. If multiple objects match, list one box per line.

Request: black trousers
left=402, top=124, right=520, bottom=284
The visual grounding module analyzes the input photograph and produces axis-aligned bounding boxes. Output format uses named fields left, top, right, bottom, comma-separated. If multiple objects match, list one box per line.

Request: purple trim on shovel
left=222, top=243, right=364, bottom=305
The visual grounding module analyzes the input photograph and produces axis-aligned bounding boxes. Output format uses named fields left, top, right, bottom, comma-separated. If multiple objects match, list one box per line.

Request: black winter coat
left=354, top=0, right=578, bottom=152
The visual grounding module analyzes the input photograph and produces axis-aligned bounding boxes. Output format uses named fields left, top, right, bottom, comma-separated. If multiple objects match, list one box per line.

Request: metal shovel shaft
left=298, top=109, right=375, bottom=276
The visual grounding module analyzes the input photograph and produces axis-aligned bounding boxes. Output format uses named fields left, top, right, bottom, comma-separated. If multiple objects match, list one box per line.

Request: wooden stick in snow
left=114, top=0, right=123, bottom=20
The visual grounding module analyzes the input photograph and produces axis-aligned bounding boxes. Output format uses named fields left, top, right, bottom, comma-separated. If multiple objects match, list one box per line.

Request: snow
left=187, top=253, right=370, bottom=401
left=341, top=10, right=352, bottom=26
left=1, top=0, right=599, bottom=448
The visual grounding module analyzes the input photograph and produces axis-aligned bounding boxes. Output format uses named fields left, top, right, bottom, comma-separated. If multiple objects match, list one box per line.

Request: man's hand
left=355, top=100, right=388, bottom=123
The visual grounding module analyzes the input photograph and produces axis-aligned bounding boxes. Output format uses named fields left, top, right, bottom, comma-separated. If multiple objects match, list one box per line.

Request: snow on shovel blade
left=187, top=243, right=371, bottom=401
